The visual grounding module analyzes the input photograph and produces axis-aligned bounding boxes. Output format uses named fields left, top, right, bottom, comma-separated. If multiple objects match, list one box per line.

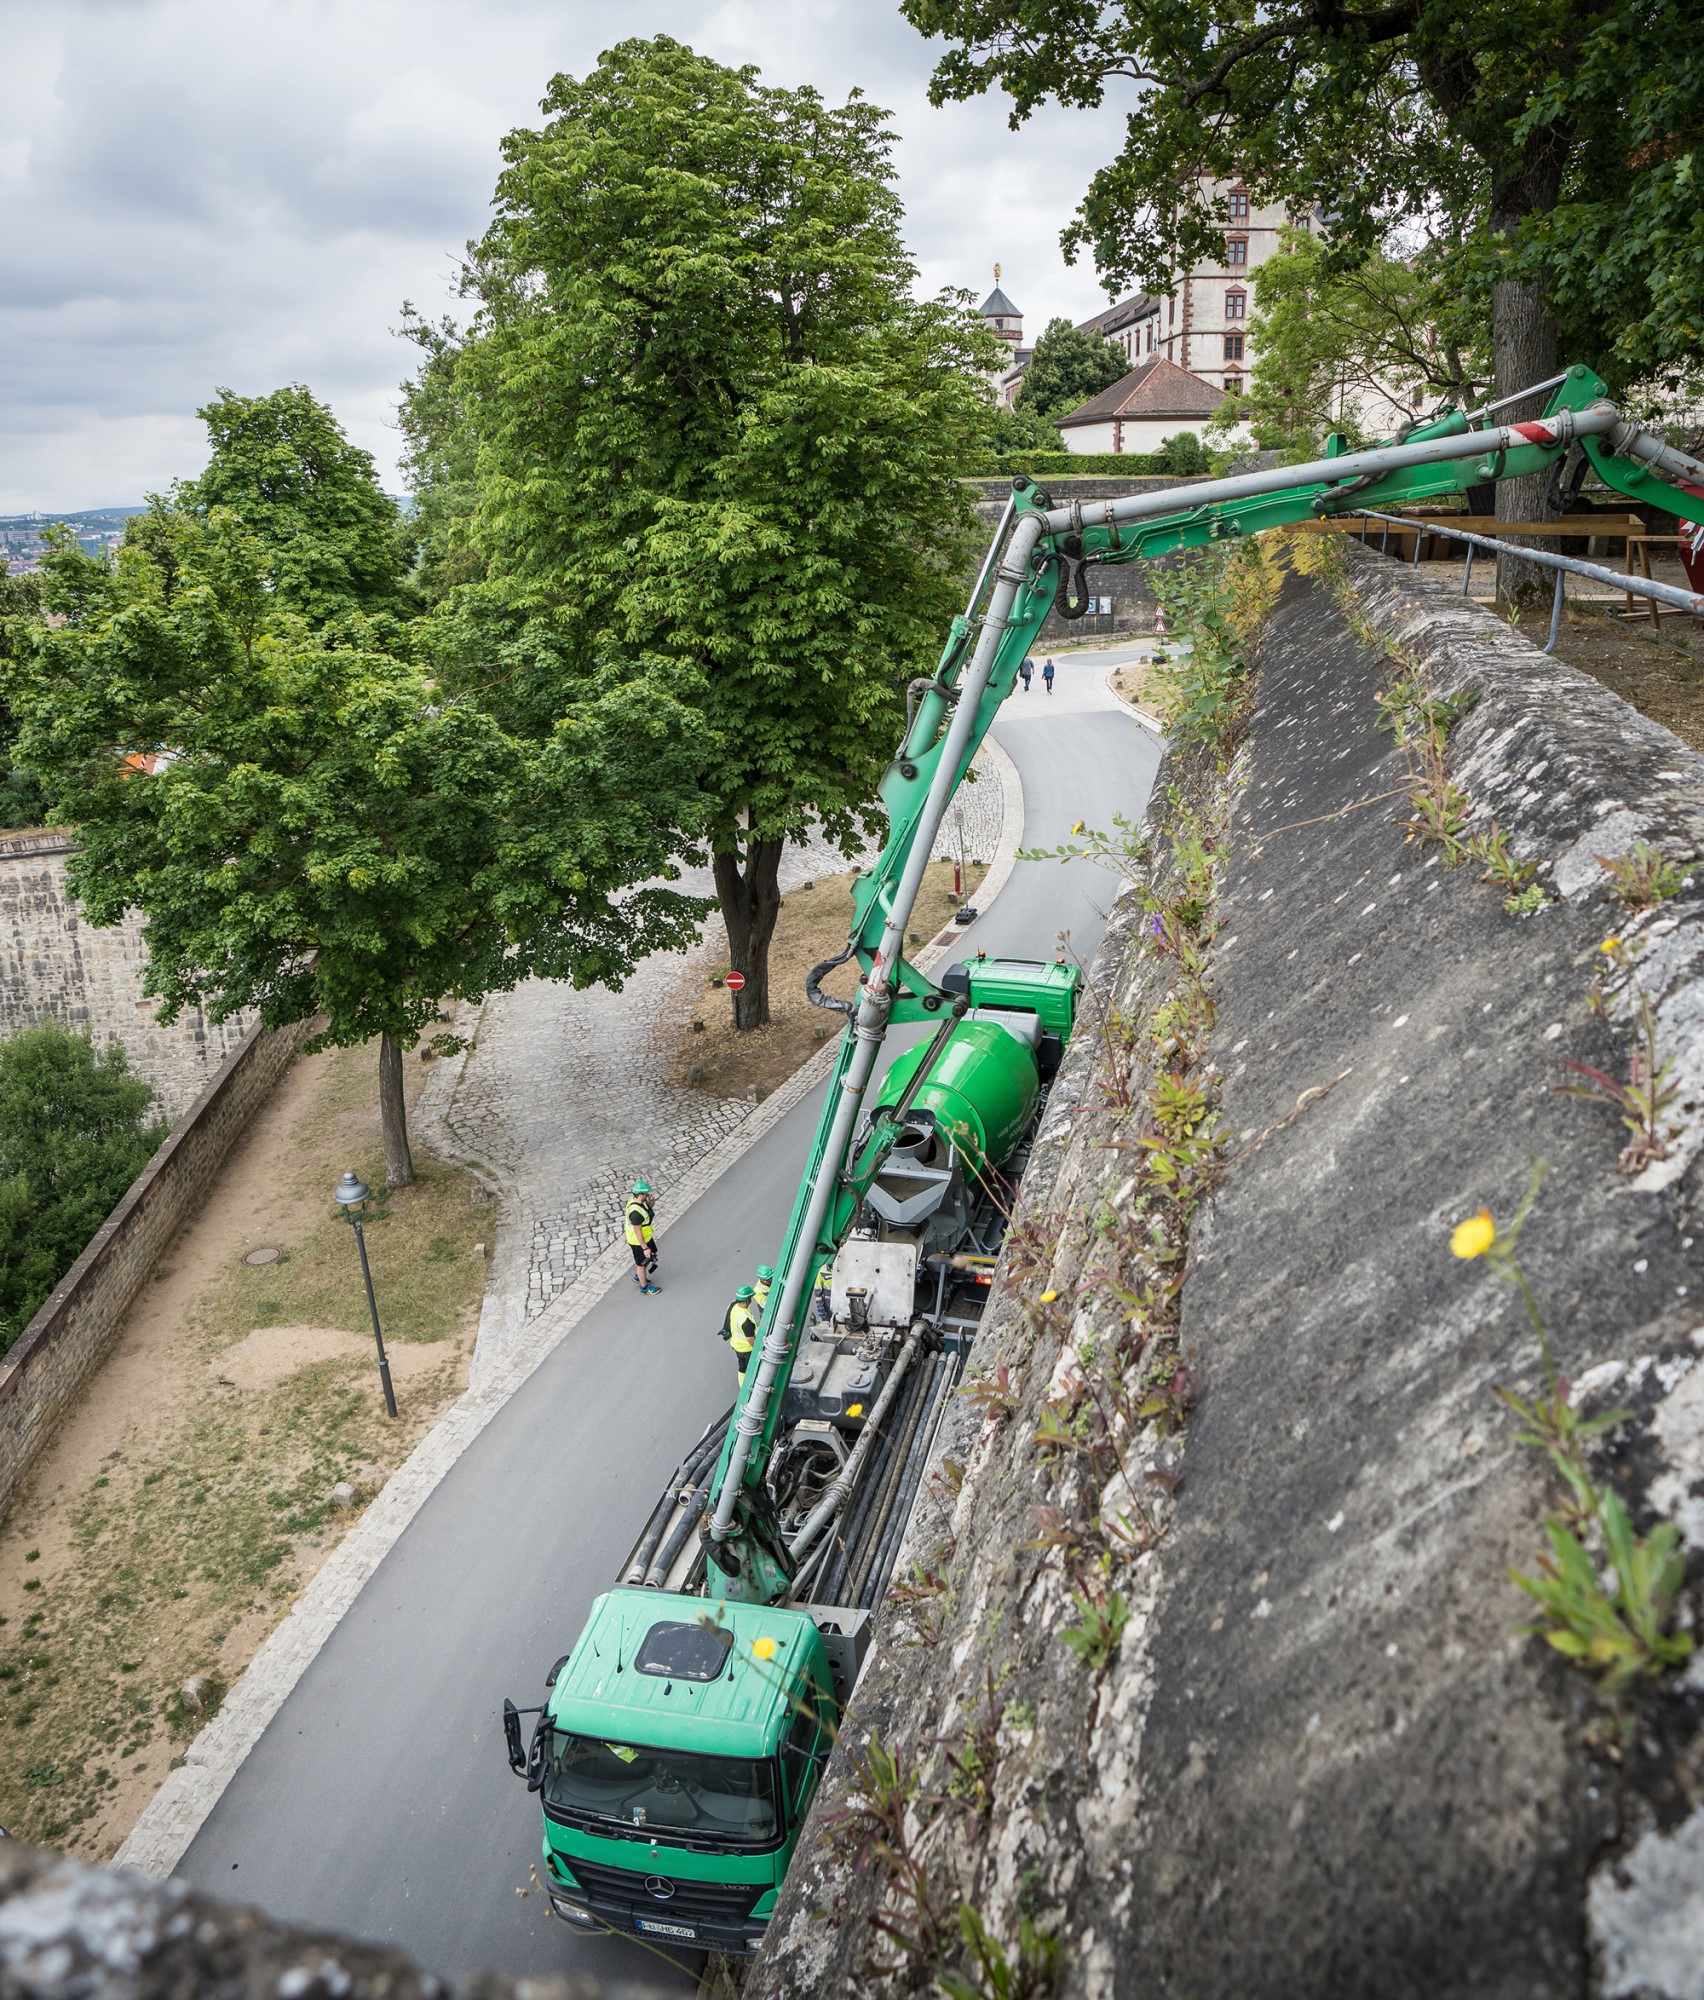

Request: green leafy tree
left=984, top=397, right=1068, bottom=466
left=2, top=508, right=711, bottom=1186
left=181, top=385, right=409, bottom=626
left=0, top=561, right=48, bottom=828
left=1014, top=315, right=1129, bottom=422
left=902, top=0, right=1704, bottom=595
left=395, top=307, right=483, bottom=608
left=1151, top=432, right=1212, bottom=476
left=1208, top=226, right=1493, bottom=458
left=0, top=1022, right=167, bottom=1352
left=425, top=36, right=998, bottom=1027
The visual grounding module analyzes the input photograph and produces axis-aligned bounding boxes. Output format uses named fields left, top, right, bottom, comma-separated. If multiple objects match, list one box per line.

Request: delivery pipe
left=707, top=515, right=1045, bottom=1550
left=1038, top=403, right=1626, bottom=543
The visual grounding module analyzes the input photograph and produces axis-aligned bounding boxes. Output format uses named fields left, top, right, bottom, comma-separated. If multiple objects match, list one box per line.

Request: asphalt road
left=177, top=648, right=1162, bottom=1988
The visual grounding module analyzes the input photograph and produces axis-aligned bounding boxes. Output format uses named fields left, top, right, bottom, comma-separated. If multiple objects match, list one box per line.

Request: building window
left=1147, top=323, right=1156, bottom=352
left=1225, top=290, right=1246, bottom=321
left=1223, top=333, right=1244, bottom=361
left=1224, top=374, right=1243, bottom=395
left=1228, top=190, right=1250, bottom=220
left=1225, top=237, right=1248, bottom=267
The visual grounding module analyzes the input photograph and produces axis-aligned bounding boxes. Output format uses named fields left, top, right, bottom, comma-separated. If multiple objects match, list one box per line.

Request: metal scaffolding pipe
left=1354, top=510, right=1704, bottom=618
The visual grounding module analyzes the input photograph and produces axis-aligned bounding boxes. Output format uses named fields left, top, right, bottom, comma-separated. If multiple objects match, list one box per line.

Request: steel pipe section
left=1355, top=510, right=1704, bottom=618
left=1039, top=404, right=1624, bottom=541
left=706, top=511, right=1048, bottom=1548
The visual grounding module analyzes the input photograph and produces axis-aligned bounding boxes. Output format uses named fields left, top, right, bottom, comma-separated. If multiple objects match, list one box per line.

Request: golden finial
left=993, top=262, right=1001, bottom=282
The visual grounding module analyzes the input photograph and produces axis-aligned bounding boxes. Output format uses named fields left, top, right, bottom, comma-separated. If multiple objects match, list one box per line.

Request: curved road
left=177, top=649, right=1162, bottom=1987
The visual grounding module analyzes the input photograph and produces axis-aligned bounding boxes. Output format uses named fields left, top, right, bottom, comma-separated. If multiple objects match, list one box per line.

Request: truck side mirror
left=503, top=1698, right=526, bottom=1775
left=545, top=1654, right=570, bottom=1689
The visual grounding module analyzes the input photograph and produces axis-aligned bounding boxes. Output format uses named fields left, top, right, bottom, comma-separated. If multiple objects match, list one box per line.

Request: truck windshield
left=540, top=1728, right=780, bottom=1847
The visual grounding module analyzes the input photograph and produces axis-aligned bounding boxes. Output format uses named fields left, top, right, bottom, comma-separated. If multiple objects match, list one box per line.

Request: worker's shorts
left=630, top=1240, right=656, bottom=1269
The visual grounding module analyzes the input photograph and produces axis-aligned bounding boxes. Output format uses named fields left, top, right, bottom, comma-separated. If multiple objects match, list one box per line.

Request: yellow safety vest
left=624, top=1202, right=653, bottom=1248
left=752, top=1280, right=770, bottom=1313
left=726, top=1303, right=756, bottom=1355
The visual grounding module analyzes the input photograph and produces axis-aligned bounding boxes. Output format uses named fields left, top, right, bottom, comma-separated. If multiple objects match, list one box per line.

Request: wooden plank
left=1296, top=515, right=1641, bottom=536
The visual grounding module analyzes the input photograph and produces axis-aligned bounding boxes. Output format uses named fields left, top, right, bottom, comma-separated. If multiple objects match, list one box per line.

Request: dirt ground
left=674, top=860, right=986, bottom=1103
left=1511, top=598, right=1704, bottom=750
left=1107, top=659, right=1163, bottom=712
left=0, top=1039, right=487, bottom=1858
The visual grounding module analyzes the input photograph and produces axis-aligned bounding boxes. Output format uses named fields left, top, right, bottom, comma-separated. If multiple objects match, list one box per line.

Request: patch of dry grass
left=0, top=1040, right=486, bottom=1857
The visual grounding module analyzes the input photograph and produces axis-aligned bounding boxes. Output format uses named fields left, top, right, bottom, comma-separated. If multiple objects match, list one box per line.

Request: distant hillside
left=0, top=508, right=146, bottom=528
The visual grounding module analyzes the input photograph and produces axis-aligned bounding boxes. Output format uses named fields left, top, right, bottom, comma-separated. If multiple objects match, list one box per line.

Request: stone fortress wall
left=0, top=829, right=252, bottom=1121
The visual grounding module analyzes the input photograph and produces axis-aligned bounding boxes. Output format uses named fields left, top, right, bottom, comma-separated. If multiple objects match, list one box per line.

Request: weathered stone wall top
left=0, top=1840, right=666, bottom=2000
left=0, top=831, right=251, bottom=1121
left=755, top=546, right=1704, bottom=1999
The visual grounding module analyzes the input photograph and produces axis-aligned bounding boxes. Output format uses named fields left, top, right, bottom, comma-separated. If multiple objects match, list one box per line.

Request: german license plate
left=636, top=1918, right=696, bottom=1940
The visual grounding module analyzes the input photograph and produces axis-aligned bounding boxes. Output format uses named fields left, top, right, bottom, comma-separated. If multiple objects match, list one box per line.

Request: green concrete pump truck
left=503, top=367, right=1704, bottom=1955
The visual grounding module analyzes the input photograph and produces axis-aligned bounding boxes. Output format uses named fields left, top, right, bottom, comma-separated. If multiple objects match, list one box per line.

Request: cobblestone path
left=417, top=754, right=1009, bottom=1372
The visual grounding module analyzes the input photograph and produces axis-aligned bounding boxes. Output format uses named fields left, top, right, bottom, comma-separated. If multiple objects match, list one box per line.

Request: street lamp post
left=334, top=1171, right=398, bottom=1418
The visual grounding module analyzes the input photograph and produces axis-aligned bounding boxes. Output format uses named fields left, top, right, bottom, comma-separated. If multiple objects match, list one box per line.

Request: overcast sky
left=0, top=0, right=1134, bottom=513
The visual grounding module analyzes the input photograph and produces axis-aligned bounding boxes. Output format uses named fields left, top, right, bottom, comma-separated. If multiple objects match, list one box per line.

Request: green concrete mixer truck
left=503, top=366, right=1704, bottom=1955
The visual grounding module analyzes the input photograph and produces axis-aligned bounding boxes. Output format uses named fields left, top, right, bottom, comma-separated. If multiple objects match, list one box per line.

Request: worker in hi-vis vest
left=625, top=1180, right=659, bottom=1294
left=752, top=1263, right=775, bottom=1314
left=722, top=1285, right=758, bottom=1383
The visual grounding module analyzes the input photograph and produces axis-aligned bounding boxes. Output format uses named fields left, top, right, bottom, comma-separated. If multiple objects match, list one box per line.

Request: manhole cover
left=243, top=1246, right=282, bottom=1266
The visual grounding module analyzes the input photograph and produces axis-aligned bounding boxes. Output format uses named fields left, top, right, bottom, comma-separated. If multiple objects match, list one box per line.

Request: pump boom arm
left=698, top=365, right=1704, bottom=1603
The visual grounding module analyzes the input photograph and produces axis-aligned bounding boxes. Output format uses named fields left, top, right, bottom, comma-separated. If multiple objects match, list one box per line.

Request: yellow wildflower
left=752, top=1636, right=777, bottom=1661
left=1451, top=1209, right=1496, bottom=1260
left=1071, top=821, right=1086, bottom=835
left=1600, top=937, right=1623, bottom=954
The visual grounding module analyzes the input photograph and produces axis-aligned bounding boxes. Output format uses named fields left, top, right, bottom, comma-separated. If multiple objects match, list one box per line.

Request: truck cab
left=507, top=1590, right=835, bottom=1954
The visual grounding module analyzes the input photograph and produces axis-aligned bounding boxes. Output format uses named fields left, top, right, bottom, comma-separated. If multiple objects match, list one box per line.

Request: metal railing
left=1354, top=510, right=1704, bottom=653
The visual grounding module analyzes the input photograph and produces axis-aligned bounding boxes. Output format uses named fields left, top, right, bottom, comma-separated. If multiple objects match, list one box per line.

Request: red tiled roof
left=1057, top=355, right=1228, bottom=427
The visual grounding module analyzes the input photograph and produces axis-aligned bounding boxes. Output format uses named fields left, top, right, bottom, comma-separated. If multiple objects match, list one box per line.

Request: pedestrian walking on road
left=625, top=1180, right=660, bottom=1293
left=1042, top=657, right=1056, bottom=695
left=1019, top=658, right=1033, bottom=691
left=722, top=1285, right=759, bottom=1384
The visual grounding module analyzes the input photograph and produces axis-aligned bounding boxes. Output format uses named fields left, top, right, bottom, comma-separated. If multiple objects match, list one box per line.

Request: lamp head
left=334, top=1170, right=371, bottom=1209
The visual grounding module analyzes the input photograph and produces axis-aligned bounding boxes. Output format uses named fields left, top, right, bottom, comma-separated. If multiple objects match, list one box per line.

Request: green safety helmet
left=756, top=1265, right=775, bottom=1283
left=631, top=1179, right=651, bottom=1194
left=736, top=1284, right=756, bottom=1302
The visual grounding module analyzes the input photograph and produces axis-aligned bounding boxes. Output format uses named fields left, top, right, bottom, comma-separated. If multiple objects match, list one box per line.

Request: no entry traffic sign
left=725, top=971, right=747, bottom=993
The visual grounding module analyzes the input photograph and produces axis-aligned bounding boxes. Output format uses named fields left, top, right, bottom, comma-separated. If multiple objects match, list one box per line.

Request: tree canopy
left=413, top=35, right=999, bottom=1024
left=1014, top=316, right=1130, bottom=423
left=2, top=503, right=712, bottom=1180
left=901, top=0, right=1704, bottom=404
left=181, top=385, right=409, bottom=626
left=1209, top=226, right=1493, bottom=457
left=0, top=1021, right=165, bottom=1352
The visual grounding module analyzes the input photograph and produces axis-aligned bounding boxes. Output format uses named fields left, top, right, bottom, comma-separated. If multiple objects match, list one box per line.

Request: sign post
left=725, top=968, right=746, bottom=1023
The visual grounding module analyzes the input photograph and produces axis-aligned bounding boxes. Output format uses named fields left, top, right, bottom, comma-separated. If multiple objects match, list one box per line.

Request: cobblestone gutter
left=752, top=549, right=1704, bottom=1999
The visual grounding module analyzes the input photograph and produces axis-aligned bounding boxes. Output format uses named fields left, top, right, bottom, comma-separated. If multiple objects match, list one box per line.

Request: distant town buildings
left=976, top=180, right=1314, bottom=453
left=0, top=510, right=139, bottom=573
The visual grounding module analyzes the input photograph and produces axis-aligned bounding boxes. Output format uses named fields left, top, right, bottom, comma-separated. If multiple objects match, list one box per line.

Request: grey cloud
left=0, top=0, right=1132, bottom=511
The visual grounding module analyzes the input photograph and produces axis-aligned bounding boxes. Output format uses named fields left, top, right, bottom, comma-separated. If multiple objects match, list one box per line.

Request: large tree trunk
left=1491, top=272, right=1561, bottom=612
left=379, top=1032, right=414, bottom=1188
left=1486, top=139, right=1568, bottom=613
left=712, top=831, right=785, bottom=1031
